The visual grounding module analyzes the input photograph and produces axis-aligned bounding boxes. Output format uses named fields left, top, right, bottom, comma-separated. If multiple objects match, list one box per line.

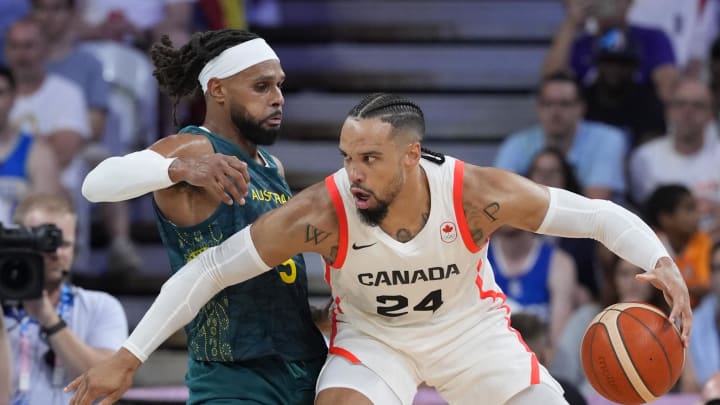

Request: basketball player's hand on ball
left=636, top=257, right=693, bottom=347
left=169, top=153, right=250, bottom=205
left=65, top=348, right=141, bottom=405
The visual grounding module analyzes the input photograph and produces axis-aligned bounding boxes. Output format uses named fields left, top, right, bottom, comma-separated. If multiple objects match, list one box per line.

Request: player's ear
left=207, top=78, right=226, bottom=104
left=404, top=142, right=421, bottom=166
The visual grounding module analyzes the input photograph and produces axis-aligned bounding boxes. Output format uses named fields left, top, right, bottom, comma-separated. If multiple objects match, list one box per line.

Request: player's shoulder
left=150, top=132, right=214, bottom=158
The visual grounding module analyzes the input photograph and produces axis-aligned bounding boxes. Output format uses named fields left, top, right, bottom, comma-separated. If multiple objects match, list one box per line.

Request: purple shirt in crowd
left=570, top=25, right=676, bottom=85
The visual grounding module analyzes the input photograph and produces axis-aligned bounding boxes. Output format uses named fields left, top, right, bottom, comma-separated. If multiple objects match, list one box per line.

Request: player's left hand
left=65, top=348, right=140, bottom=405
left=636, top=257, right=692, bottom=347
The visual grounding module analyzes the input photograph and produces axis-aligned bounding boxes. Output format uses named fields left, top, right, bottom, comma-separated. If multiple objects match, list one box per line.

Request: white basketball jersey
left=325, top=156, right=508, bottom=344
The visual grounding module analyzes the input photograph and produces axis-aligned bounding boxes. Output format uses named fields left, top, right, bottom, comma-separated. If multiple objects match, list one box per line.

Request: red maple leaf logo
left=442, top=224, right=454, bottom=233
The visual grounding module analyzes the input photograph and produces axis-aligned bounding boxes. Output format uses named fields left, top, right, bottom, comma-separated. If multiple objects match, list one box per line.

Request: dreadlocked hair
left=150, top=29, right=260, bottom=124
left=348, top=93, right=425, bottom=141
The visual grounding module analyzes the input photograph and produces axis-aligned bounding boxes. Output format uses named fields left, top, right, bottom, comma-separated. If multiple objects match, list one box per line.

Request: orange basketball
left=581, top=303, right=685, bottom=405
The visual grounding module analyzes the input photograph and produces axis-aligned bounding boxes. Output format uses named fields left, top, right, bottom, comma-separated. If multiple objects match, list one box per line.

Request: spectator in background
left=487, top=225, right=578, bottom=349
left=542, top=0, right=678, bottom=102
left=0, top=0, right=29, bottom=65
left=4, top=18, right=93, bottom=272
left=646, top=184, right=712, bottom=308
left=688, top=242, right=720, bottom=391
left=1, top=193, right=128, bottom=405
left=74, top=0, right=196, bottom=49
left=550, top=255, right=668, bottom=397
left=31, top=0, right=109, bottom=143
left=527, top=148, right=600, bottom=303
left=629, top=0, right=718, bottom=78
left=30, top=0, right=142, bottom=273
left=582, top=28, right=666, bottom=147
left=629, top=77, right=720, bottom=239
left=510, top=313, right=587, bottom=405
left=710, top=36, right=720, bottom=121
left=196, top=0, right=282, bottom=30
left=495, top=72, right=628, bottom=201
left=0, top=65, right=62, bottom=225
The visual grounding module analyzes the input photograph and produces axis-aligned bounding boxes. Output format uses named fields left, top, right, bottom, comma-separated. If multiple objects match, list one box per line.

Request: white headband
left=198, top=38, right=280, bottom=93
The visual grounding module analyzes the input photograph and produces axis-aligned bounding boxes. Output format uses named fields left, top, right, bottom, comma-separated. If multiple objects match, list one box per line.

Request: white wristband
left=537, top=187, right=670, bottom=271
left=123, top=226, right=271, bottom=362
left=82, top=150, right=177, bottom=202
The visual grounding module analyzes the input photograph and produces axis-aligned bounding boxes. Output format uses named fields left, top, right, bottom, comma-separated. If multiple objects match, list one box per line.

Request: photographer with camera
left=1, top=193, right=127, bottom=405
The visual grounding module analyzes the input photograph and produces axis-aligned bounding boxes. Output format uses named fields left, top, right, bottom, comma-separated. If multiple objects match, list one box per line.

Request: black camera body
left=0, top=222, right=63, bottom=300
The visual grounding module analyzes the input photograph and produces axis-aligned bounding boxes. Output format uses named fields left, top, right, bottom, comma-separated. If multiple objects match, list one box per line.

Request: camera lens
left=0, top=258, right=33, bottom=290
left=0, top=253, right=43, bottom=300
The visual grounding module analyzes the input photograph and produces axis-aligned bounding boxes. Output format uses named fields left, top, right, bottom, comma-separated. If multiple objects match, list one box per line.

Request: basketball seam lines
left=619, top=310, right=675, bottom=392
left=604, top=309, right=658, bottom=403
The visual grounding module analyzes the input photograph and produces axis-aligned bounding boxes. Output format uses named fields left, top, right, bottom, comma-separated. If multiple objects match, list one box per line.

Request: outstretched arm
left=66, top=182, right=339, bottom=405
left=81, top=134, right=249, bottom=205
left=463, top=166, right=692, bottom=345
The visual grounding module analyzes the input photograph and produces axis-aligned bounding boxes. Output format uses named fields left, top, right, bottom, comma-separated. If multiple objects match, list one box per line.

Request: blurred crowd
left=2, top=0, right=720, bottom=403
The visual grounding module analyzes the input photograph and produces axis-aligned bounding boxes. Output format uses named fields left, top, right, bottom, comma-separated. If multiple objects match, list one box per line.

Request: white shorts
left=327, top=309, right=564, bottom=405
left=316, top=355, right=403, bottom=405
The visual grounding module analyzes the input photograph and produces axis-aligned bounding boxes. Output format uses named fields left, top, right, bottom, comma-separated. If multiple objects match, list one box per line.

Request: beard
left=357, top=199, right=390, bottom=227
left=230, top=104, right=281, bottom=146
left=355, top=169, right=403, bottom=227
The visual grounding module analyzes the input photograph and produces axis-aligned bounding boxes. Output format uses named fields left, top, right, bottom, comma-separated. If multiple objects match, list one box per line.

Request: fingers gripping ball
left=581, top=303, right=685, bottom=404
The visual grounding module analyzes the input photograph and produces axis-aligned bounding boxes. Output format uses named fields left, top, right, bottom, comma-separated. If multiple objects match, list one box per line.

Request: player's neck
left=201, top=120, right=261, bottom=162
left=380, top=167, right=430, bottom=239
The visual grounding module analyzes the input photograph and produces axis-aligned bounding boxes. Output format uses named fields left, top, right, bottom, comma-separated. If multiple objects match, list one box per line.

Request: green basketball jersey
left=153, top=126, right=327, bottom=362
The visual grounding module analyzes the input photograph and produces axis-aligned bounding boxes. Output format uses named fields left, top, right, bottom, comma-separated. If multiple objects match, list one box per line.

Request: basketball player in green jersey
left=80, top=30, right=328, bottom=404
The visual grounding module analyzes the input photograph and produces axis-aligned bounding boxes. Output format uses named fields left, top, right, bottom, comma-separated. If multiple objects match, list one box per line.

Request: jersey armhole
left=452, top=160, right=482, bottom=253
left=324, top=175, right=349, bottom=268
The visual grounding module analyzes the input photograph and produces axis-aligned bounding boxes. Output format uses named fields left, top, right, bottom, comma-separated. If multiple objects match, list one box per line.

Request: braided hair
left=348, top=93, right=444, bottom=164
left=150, top=29, right=260, bottom=122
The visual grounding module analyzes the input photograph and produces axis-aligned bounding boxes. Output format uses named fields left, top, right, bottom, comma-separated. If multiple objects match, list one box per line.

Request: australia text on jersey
left=357, top=264, right=460, bottom=286
left=250, top=188, right=289, bottom=204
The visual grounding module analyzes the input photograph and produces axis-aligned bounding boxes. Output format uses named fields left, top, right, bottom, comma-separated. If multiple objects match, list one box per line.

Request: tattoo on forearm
left=483, top=202, right=500, bottom=222
left=328, top=246, right=338, bottom=263
left=305, top=224, right=331, bottom=245
left=396, top=228, right=412, bottom=242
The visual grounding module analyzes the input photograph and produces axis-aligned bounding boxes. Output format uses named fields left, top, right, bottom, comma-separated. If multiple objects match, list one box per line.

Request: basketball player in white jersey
left=67, top=93, right=692, bottom=405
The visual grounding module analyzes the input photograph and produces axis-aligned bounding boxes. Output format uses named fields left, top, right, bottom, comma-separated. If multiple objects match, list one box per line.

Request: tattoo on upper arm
left=327, top=246, right=338, bottom=264
left=396, top=228, right=412, bottom=242
left=483, top=202, right=500, bottom=222
left=471, top=228, right=485, bottom=243
left=305, top=224, right=331, bottom=245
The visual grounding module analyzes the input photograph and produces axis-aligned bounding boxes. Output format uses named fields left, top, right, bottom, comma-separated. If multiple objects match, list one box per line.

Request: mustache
left=261, top=110, right=282, bottom=122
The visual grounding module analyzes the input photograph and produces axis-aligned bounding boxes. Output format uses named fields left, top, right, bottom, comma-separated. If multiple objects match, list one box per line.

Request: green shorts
left=185, top=355, right=326, bottom=405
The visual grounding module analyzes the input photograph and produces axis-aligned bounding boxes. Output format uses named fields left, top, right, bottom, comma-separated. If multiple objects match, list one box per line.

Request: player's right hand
left=65, top=348, right=141, bottom=405
left=170, top=153, right=250, bottom=205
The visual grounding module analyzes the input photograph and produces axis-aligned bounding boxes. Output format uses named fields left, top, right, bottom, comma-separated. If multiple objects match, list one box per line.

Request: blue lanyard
left=5, top=284, right=75, bottom=326
left=5, top=284, right=75, bottom=403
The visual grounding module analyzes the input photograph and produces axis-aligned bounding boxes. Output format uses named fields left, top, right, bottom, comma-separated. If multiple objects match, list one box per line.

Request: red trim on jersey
left=324, top=261, right=332, bottom=291
left=324, top=175, right=349, bottom=268
left=452, top=160, right=482, bottom=253
left=328, top=298, right=360, bottom=364
left=474, top=267, right=540, bottom=385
